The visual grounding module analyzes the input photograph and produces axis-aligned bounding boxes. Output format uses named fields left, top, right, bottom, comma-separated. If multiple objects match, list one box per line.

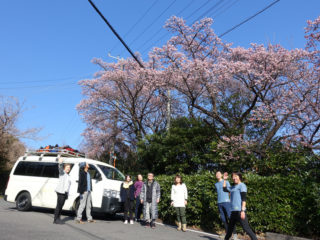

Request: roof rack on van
left=23, top=149, right=85, bottom=161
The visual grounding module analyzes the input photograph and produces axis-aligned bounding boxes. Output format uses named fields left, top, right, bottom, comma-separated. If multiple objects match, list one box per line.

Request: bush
left=0, top=171, right=10, bottom=195
left=155, top=172, right=320, bottom=238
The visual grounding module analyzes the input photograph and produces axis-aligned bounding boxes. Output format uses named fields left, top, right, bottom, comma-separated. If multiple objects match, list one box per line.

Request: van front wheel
left=16, top=192, right=32, bottom=211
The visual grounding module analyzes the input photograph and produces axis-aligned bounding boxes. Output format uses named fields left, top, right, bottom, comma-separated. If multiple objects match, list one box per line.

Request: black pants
left=225, top=211, right=257, bottom=240
left=135, top=196, right=143, bottom=220
left=54, top=192, right=67, bottom=221
left=124, top=199, right=134, bottom=220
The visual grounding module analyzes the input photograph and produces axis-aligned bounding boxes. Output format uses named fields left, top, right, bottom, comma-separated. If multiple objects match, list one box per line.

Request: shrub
left=155, top=172, right=320, bottom=238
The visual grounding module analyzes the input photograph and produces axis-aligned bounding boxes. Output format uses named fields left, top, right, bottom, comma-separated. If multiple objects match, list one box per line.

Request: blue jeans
left=218, top=202, right=236, bottom=234
left=218, top=202, right=232, bottom=223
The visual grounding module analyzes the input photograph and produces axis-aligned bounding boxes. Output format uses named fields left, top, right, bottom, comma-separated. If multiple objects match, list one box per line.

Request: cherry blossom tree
left=79, top=15, right=320, bottom=166
left=149, top=16, right=320, bottom=158
left=305, top=16, right=320, bottom=68
left=77, top=57, right=180, bottom=158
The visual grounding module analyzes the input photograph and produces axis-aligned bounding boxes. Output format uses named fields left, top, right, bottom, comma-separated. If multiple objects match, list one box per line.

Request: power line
left=140, top=0, right=223, bottom=55
left=212, top=0, right=239, bottom=20
left=185, top=0, right=211, bottom=20
left=218, top=0, right=281, bottom=38
left=109, top=0, right=159, bottom=53
left=0, top=74, right=91, bottom=85
left=128, top=0, right=177, bottom=47
left=88, top=0, right=144, bottom=68
left=193, top=0, right=225, bottom=23
left=141, top=0, right=280, bottom=55
left=137, top=0, right=195, bottom=52
left=0, top=82, right=77, bottom=90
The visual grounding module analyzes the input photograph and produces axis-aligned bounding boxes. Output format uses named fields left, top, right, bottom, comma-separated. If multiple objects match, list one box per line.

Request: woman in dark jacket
left=120, top=175, right=135, bottom=224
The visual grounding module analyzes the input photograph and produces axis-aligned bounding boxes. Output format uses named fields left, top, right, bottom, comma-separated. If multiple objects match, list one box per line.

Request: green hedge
left=155, top=173, right=320, bottom=238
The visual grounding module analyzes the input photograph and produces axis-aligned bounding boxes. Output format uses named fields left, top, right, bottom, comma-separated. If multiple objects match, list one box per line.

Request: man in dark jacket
left=140, top=173, right=161, bottom=229
left=76, top=162, right=95, bottom=223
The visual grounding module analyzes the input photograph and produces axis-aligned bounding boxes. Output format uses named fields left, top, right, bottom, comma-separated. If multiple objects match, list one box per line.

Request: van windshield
left=98, top=165, right=125, bottom=181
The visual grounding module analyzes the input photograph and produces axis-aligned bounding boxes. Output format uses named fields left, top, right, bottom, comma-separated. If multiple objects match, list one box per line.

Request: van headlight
left=103, top=189, right=120, bottom=198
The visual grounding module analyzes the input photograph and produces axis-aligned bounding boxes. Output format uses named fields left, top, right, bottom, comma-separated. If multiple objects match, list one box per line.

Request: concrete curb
left=266, top=232, right=312, bottom=240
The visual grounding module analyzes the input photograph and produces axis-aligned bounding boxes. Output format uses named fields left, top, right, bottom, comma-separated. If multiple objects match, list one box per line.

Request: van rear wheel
left=16, top=192, right=32, bottom=211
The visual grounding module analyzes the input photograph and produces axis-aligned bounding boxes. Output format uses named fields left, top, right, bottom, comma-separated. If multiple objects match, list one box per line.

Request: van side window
left=14, top=162, right=43, bottom=177
left=42, top=163, right=60, bottom=178
left=88, top=164, right=100, bottom=180
left=13, top=161, right=72, bottom=178
left=98, top=165, right=125, bottom=181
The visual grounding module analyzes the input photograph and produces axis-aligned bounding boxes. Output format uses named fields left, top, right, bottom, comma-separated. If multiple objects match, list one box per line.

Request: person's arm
left=134, top=182, right=137, bottom=198
left=240, top=184, right=248, bottom=220
left=78, top=171, right=85, bottom=194
left=58, top=158, right=64, bottom=175
left=131, top=184, right=135, bottom=200
left=170, top=185, right=174, bottom=206
left=156, top=182, right=161, bottom=203
left=184, top=184, right=188, bottom=206
left=223, top=172, right=230, bottom=192
left=140, top=184, right=145, bottom=203
left=119, top=183, right=124, bottom=202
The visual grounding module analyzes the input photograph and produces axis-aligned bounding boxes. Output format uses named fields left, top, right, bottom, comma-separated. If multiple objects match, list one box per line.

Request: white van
left=4, top=149, right=125, bottom=215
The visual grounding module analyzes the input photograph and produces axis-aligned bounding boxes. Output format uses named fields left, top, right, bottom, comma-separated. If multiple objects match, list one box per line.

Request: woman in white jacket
left=171, top=174, right=188, bottom=232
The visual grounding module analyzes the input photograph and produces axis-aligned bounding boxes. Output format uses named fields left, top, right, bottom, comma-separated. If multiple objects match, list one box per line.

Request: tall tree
left=0, top=96, right=39, bottom=170
left=77, top=58, right=179, bottom=158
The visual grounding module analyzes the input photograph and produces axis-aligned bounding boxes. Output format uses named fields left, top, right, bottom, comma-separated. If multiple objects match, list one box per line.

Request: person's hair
left=174, top=174, right=183, bottom=185
left=232, top=172, right=243, bottom=181
left=147, top=173, right=154, bottom=176
left=125, top=175, right=131, bottom=181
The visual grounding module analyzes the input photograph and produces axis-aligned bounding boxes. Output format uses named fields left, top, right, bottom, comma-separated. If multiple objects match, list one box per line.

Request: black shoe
left=151, top=220, right=156, bottom=229
left=53, top=219, right=62, bottom=224
left=144, top=222, right=150, bottom=228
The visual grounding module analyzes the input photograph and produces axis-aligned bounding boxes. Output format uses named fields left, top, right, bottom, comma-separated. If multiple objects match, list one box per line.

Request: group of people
left=53, top=158, right=257, bottom=239
left=54, top=158, right=95, bottom=224
left=120, top=173, right=187, bottom=231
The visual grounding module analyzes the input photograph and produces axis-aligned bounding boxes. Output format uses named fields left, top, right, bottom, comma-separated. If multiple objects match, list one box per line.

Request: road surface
left=0, top=198, right=220, bottom=240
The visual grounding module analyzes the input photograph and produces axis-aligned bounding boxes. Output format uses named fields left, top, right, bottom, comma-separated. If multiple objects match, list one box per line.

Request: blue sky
left=0, top=0, right=319, bottom=151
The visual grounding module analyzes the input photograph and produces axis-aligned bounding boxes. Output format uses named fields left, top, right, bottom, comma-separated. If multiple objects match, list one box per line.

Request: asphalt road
left=0, top=198, right=221, bottom=240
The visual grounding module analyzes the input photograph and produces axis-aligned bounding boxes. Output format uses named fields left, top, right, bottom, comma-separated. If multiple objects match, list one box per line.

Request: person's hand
left=223, top=172, right=229, bottom=180
left=184, top=200, right=187, bottom=206
left=240, top=211, right=245, bottom=220
left=157, top=199, right=160, bottom=203
left=140, top=199, right=144, bottom=204
left=170, top=201, right=174, bottom=206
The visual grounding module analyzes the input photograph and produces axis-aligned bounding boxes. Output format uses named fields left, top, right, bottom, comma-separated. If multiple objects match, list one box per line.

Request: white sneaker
left=130, top=220, right=134, bottom=225
left=232, top=234, right=238, bottom=240
left=124, top=220, right=128, bottom=224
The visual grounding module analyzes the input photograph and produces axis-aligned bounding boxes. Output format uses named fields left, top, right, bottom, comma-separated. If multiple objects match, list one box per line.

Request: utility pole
left=108, top=53, right=123, bottom=166
left=166, top=89, right=171, bottom=131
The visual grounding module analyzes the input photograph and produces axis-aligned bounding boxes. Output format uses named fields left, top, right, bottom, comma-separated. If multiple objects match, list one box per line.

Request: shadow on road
left=199, top=235, right=221, bottom=240
left=7, top=205, right=123, bottom=222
